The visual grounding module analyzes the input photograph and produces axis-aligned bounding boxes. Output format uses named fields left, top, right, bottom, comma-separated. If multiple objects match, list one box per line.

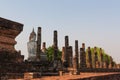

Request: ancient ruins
left=0, top=17, right=120, bottom=80
left=0, top=17, right=24, bottom=63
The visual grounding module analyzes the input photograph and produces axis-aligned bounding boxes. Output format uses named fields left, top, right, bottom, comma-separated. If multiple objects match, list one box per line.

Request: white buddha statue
left=27, top=28, right=37, bottom=61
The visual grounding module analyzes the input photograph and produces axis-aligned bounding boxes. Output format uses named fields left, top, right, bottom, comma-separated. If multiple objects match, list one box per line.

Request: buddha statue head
left=29, top=28, right=36, bottom=41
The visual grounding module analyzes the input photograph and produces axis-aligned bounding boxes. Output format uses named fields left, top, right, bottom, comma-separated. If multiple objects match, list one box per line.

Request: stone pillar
left=80, top=47, right=87, bottom=69
left=75, top=40, right=79, bottom=70
left=87, top=47, right=92, bottom=68
left=36, top=27, right=41, bottom=61
left=94, top=47, right=98, bottom=68
left=42, top=42, right=46, bottom=53
left=113, top=63, right=117, bottom=69
left=62, top=47, right=65, bottom=62
left=73, top=40, right=80, bottom=74
left=63, top=46, right=73, bottom=68
left=103, top=61, right=107, bottom=68
left=67, top=46, right=73, bottom=68
left=63, top=36, right=73, bottom=68
left=109, top=56, right=113, bottom=69
left=73, top=56, right=77, bottom=74
left=105, top=55, right=109, bottom=69
left=100, top=48, right=103, bottom=68
left=52, top=30, right=60, bottom=71
left=64, top=36, right=69, bottom=62
left=53, top=30, right=58, bottom=60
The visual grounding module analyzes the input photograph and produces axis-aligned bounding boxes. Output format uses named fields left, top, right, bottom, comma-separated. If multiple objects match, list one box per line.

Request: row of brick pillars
left=61, top=37, right=118, bottom=71
left=87, top=47, right=116, bottom=69
left=52, top=30, right=119, bottom=73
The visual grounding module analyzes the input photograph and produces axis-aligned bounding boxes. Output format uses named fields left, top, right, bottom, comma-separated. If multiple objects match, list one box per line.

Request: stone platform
left=7, top=72, right=120, bottom=80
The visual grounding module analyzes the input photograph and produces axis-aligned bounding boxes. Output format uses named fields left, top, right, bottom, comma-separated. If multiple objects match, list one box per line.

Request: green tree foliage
left=46, top=46, right=62, bottom=61
left=86, top=47, right=111, bottom=67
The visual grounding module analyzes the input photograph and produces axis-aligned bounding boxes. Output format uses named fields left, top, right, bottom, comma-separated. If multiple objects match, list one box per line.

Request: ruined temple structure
left=62, top=47, right=65, bottom=62
left=1, top=17, right=120, bottom=80
left=0, top=17, right=24, bottom=63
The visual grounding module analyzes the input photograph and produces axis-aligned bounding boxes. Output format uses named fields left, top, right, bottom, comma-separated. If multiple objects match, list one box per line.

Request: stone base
left=24, top=73, right=33, bottom=79
left=24, top=72, right=41, bottom=79
left=73, top=69, right=80, bottom=75
left=0, top=50, right=24, bottom=63
left=59, top=71, right=63, bottom=76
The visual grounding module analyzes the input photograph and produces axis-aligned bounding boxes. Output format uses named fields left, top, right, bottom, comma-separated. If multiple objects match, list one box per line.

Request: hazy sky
left=0, top=0, right=120, bottom=63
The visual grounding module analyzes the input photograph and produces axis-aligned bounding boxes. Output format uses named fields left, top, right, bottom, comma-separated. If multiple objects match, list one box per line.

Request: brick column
left=64, top=36, right=69, bottom=62
left=36, top=27, right=41, bottom=61
left=53, top=30, right=58, bottom=60
left=100, top=48, right=103, bottom=68
left=62, top=47, right=65, bottom=62
left=67, top=46, right=73, bottom=68
left=94, top=47, right=98, bottom=68
left=80, top=44, right=87, bottom=69
left=87, top=47, right=93, bottom=68
left=75, top=40, right=79, bottom=69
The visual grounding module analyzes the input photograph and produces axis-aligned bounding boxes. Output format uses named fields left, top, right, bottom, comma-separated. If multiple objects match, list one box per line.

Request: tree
left=46, top=46, right=62, bottom=61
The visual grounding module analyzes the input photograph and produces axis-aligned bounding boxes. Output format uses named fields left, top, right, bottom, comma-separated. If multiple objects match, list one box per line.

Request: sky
left=0, top=0, right=120, bottom=63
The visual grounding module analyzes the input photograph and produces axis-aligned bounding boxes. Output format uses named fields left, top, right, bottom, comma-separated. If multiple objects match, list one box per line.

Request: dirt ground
left=32, top=72, right=120, bottom=80
left=9, top=72, right=120, bottom=80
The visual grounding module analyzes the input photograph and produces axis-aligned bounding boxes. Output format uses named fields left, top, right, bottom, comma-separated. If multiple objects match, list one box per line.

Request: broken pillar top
left=80, top=48, right=84, bottom=51
left=54, top=30, right=57, bottom=33
left=82, top=43, right=85, bottom=51
left=0, top=17, right=23, bottom=31
left=65, top=35, right=69, bottom=47
left=53, top=30, right=58, bottom=48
